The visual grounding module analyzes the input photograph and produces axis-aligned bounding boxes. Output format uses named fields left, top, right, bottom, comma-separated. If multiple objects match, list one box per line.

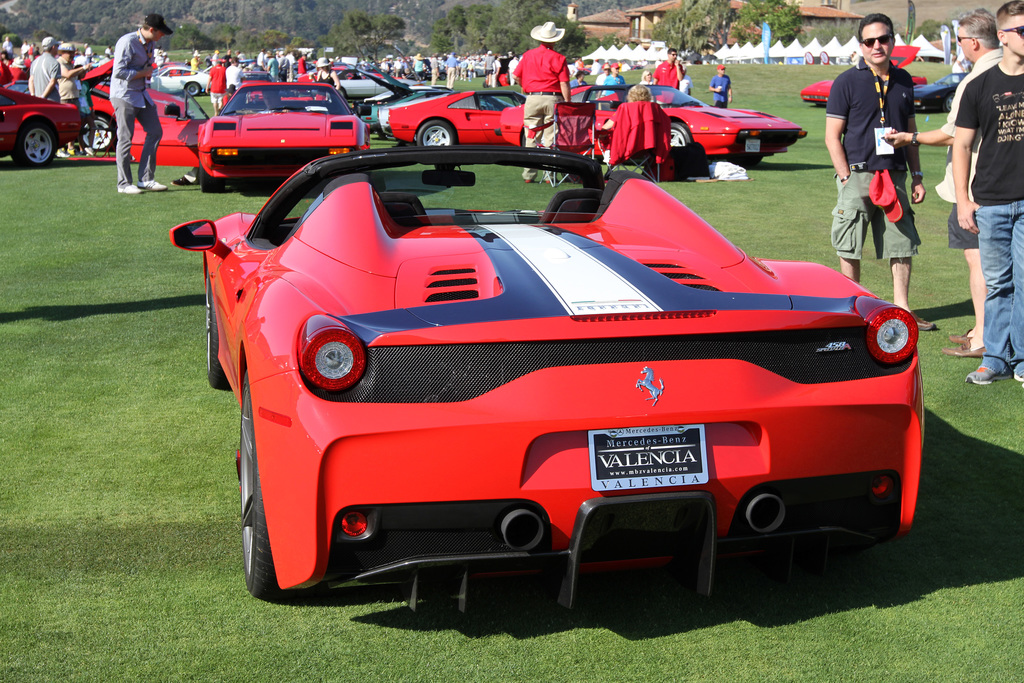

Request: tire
left=943, top=92, right=955, bottom=113
left=11, top=121, right=57, bottom=167
left=240, top=375, right=283, bottom=600
left=669, top=122, right=692, bottom=147
left=416, top=119, right=456, bottom=146
left=185, top=81, right=201, bottom=96
left=82, top=114, right=115, bottom=155
left=206, top=275, right=231, bottom=390
left=199, top=164, right=225, bottom=193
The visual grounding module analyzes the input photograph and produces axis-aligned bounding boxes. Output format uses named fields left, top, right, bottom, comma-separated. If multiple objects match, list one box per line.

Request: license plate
left=745, top=138, right=761, bottom=153
left=588, top=424, right=709, bottom=492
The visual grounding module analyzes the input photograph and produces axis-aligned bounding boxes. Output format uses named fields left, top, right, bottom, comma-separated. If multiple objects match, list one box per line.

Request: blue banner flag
left=762, top=22, right=771, bottom=63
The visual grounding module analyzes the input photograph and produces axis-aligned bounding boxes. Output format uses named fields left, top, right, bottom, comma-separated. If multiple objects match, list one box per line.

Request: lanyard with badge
left=873, top=72, right=895, bottom=155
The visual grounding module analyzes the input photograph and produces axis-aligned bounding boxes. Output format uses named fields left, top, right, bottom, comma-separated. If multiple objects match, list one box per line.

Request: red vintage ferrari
left=170, top=147, right=924, bottom=608
left=500, top=84, right=806, bottom=166
left=800, top=47, right=927, bottom=105
left=385, top=89, right=526, bottom=145
left=0, top=86, right=81, bottom=167
left=195, top=82, right=370, bottom=192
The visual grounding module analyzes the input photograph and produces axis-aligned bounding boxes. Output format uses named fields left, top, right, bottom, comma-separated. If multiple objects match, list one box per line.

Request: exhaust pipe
left=499, top=508, right=544, bottom=551
left=745, top=493, right=786, bottom=534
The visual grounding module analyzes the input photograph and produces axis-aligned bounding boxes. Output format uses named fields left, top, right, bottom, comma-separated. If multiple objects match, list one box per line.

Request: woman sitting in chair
left=601, top=85, right=672, bottom=179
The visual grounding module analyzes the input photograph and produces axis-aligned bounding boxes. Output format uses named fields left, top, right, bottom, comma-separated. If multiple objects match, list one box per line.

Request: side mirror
left=164, top=103, right=182, bottom=118
left=170, top=219, right=218, bottom=251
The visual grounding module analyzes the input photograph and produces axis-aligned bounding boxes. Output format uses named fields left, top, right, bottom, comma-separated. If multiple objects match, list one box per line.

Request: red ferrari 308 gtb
left=195, top=82, right=370, bottom=192
left=0, top=86, right=81, bottom=167
left=171, top=147, right=923, bottom=608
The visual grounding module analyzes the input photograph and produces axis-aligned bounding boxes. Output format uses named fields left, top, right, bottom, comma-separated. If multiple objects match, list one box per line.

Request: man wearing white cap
left=29, top=36, right=61, bottom=102
left=513, top=21, right=571, bottom=183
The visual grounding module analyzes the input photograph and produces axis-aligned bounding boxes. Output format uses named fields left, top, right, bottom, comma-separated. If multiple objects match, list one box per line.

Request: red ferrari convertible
left=195, top=82, right=370, bottom=192
left=0, top=86, right=81, bottom=167
left=385, top=89, right=526, bottom=146
left=171, top=146, right=923, bottom=607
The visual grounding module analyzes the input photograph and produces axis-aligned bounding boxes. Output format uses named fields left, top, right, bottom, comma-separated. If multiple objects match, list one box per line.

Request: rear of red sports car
left=173, top=148, right=923, bottom=608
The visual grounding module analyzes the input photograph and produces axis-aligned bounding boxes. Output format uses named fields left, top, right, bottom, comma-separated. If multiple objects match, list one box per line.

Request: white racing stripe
left=484, top=225, right=661, bottom=315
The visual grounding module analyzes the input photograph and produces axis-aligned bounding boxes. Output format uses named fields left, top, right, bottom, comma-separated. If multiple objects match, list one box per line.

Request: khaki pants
left=522, top=94, right=560, bottom=181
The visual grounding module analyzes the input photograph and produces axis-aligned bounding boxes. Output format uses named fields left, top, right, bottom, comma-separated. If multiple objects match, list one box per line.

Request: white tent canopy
left=911, top=34, right=945, bottom=60
left=822, top=36, right=846, bottom=58
left=583, top=46, right=609, bottom=61
left=783, top=39, right=806, bottom=59
left=769, top=40, right=787, bottom=59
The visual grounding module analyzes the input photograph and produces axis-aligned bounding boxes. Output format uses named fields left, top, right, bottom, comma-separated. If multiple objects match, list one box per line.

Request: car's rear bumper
left=249, top=353, right=923, bottom=594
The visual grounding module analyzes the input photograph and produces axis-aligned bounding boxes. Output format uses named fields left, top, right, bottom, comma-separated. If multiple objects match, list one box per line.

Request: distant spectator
left=709, top=64, right=732, bottom=107
left=679, top=65, right=693, bottom=95
left=445, top=52, right=459, bottom=89
left=0, top=52, right=12, bottom=85
left=267, top=51, right=279, bottom=81
left=225, top=56, right=241, bottom=96
left=56, top=43, right=92, bottom=156
left=654, top=48, right=683, bottom=89
left=29, top=36, right=60, bottom=102
left=312, top=57, right=340, bottom=88
left=640, top=69, right=654, bottom=86
left=208, top=57, right=227, bottom=115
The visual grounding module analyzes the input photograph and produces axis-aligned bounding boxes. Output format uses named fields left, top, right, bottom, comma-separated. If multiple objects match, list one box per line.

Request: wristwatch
left=911, top=132, right=919, bottom=146
left=911, top=171, right=924, bottom=178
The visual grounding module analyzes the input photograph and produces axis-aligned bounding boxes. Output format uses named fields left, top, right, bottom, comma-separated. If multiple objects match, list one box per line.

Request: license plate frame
left=588, top=424, right=709, bottom=492
left=745, top=138, right=761, bottom=153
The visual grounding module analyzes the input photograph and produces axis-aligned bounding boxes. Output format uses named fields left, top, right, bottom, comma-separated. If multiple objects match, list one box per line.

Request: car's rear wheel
left=240, top=374, right=282, bottom=600
left=12, top=121, right=57, bottom=167
left=943, top=92, right=955, bottom=113
left=185, top=81, right=201, bottom=96
left=199, top=164, right=225, bottom=193
left=417, top=119, right=456, bottom=146
left=670, top=122, right=692, bottom=147
left=206, top=275, right=230, bottom=390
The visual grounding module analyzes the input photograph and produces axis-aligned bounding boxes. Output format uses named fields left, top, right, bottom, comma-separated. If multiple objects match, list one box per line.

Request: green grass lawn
left=2, top=64, right=1023, bottom=681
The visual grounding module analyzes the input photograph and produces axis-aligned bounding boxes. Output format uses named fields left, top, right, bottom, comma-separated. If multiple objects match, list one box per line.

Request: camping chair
left=606, top=100, right=672, bottom=182
left=527, top=101, right=597, bottom=185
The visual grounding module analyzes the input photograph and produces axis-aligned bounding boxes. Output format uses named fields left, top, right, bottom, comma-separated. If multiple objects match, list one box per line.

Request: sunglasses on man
left=1000, top=25, right=1024, bottom=37
left=861, top=34, right=893, bottom=48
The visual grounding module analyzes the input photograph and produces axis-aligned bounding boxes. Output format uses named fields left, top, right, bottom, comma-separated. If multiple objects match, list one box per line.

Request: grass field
left=2, top=64, right=1023, bottom=681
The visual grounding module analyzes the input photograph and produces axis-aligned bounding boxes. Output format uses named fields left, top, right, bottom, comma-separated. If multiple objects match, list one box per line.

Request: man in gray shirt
left=29, top=36, right=61, bottom=102
left=111, top=13, right=173, bottom=194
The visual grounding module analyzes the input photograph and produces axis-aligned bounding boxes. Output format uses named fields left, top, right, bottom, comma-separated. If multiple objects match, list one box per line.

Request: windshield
left=221, top=85, right=353, bottom=116
left=583, top=84, right=704, bottom=109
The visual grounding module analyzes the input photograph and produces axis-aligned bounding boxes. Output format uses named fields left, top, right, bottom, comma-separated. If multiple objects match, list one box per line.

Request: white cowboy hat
left=530, top=22, right=565, bottom=43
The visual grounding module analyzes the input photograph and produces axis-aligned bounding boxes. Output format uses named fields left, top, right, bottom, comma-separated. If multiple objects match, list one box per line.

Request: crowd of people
left=4, top=9, right=1022, bottom=388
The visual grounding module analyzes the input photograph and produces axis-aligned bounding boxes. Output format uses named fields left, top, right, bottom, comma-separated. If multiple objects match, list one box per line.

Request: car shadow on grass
left=0, top=294, right=203, bottom=323
left=347, top=408, right=1024, bottom=637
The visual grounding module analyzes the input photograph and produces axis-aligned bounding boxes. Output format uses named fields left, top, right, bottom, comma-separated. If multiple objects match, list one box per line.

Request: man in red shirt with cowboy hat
left=513, top=21, right=571, bottom=183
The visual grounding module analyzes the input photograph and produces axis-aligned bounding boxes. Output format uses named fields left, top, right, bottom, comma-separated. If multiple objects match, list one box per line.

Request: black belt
left=527, top=91, right=560, bottom=96
left=849, top=162, right=867, bottom=171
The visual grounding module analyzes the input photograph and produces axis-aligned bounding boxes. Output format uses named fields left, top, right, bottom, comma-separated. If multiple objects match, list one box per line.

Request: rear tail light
left=299, top=315, right=366, bottom=391
left=864, top=305, right=918, bottom=365
left=871, top=474, right=895, bottom=501
left=340, top=511, right=369, bottom=537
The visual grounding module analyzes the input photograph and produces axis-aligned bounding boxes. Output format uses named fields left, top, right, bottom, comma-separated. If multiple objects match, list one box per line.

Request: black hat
left=144, top=13, right=174, bottom=35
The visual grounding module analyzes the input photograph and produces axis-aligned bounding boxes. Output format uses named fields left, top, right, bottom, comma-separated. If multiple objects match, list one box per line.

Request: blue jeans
left=976, top=201, right=1024, bottom=374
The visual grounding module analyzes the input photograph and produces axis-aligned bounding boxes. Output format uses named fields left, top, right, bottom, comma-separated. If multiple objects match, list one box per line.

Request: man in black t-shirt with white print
left=954, top=0, right=1024, bottom=386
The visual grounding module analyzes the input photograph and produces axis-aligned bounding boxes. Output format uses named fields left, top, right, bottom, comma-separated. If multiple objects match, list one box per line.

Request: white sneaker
left=137, top=181, right=168, bottom=192
left=118, top=185, right=143, bottom=195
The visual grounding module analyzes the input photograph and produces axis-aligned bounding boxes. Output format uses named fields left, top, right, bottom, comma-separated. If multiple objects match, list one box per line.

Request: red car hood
left=208, top=111, right=363, bottom=142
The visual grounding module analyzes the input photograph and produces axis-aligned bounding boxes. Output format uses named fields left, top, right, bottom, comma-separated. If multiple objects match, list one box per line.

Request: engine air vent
left=425, top=266, right=480, bottom=303
left=643, top=263, right=720, bottom=291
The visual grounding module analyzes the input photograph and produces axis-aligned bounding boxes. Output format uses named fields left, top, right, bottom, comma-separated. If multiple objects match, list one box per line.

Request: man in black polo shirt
left=825, top=13, right=933, bottom=331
